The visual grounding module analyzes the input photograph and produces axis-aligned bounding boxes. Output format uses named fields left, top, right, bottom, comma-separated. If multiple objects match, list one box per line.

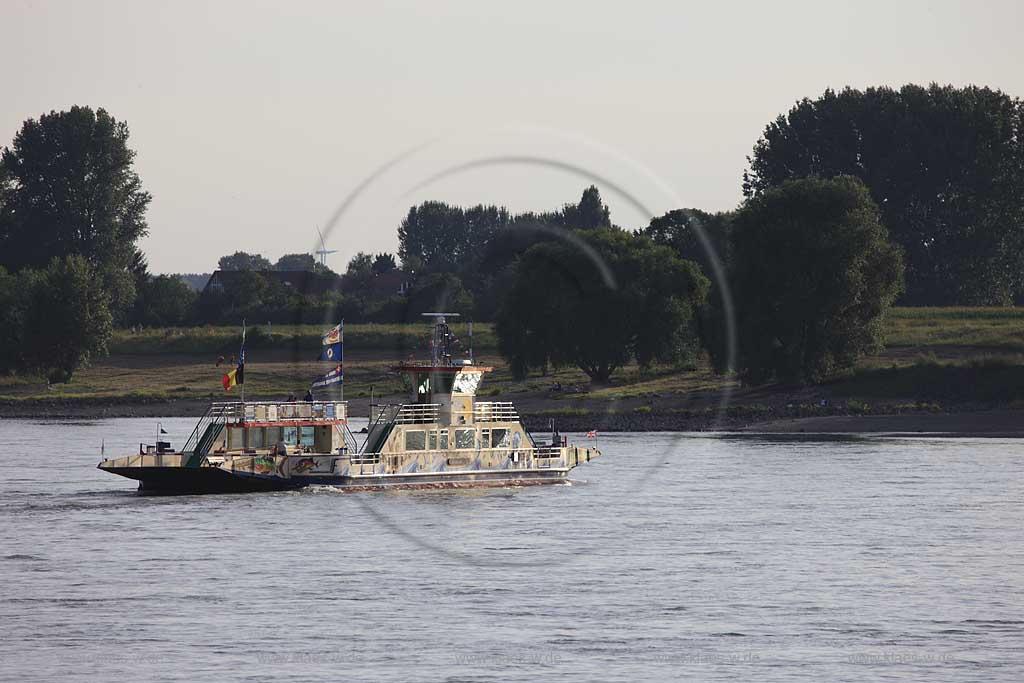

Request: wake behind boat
left=97, top=314, right=600, bottom=494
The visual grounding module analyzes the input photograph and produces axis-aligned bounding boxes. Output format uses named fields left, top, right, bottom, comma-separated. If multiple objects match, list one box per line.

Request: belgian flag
left=222, top=347, right=245, bottom=391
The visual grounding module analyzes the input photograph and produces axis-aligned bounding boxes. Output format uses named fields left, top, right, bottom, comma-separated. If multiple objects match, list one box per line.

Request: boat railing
left=370, top=403, right=400, bottom=423
left=341, top=424, right=361, bottom=453
left=393, top=403, right=440, bottom=424
left=473, top=401, right=519, bottom=422
left=209, top=400, right=348, bottom=423
left=183, top=403, right=232, bottom=462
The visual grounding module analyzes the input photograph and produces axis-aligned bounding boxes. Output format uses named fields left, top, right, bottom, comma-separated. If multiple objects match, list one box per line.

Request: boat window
left=284, top=426, right=299, bottom=445
left=439, top=429, right=449, bottom=450
left=429, top=430, right=438, bottom=450
left=405, top=430, right=426, bottom=451
left=491, top=429, right=509, bottom=448
left=453, top=371, right=481, bottom=394
left=266, top=427, right=281, bottom=446
left=229, top=427, right=245, bottom=450
left=301, top=427, right=315, bottom=447
left=249, top=427, right=264, bottom=448
left=455, top=428, right=475, bottom=449
left=480, top=429, right=490, bottom=449
left=431, top=374, right=454, bottom=394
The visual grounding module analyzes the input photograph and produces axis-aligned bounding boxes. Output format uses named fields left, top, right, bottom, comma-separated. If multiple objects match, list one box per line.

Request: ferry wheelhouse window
left=405, top=430, right=427, bottom=451
left=491, top=429, right=509, bottom=448
left=455, top=428, right=475, bottom=449
left=430, top=374, right=454, bottom=394
left=453, top=372, right=481, bottom=394
left=428, top=431, right=438, bottom=450
left=439, top=429, right=449, bottom=450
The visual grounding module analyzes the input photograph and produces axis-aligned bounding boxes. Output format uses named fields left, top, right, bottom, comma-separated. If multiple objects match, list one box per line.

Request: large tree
left=728, top=176, right=903, bottom=385
left=644, top=208, right=734, bottom=279
left=557, top=185, right=612, bottom=230
left=19, top=256, right=114, bottom=383
left=398, top=202, right=511, bottom=274
left=744, top=84, right=1024, bottom=305
left=0, top=106, right=151, bottom=319
left=496, top=228, right=708, bottom=382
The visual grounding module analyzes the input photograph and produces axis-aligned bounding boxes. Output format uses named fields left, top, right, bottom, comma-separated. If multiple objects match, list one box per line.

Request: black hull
left=102, top=466, right=569, bottom=496
left=104, top=467, right=301, bottom=495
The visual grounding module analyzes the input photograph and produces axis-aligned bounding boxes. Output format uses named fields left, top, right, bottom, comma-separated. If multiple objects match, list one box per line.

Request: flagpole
left=240, top=319, right=246, bottom=405
left=344, top=319, right=348, bottom=409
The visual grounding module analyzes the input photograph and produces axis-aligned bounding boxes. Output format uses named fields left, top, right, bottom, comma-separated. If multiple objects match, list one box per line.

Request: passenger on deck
left=273, top=438, right=288, bottom=457
left=304, top=389, right=314, bottom=402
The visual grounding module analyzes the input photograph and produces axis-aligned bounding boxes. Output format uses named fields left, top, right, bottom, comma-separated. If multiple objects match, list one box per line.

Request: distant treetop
left=218, top=251, right=273, bottom=271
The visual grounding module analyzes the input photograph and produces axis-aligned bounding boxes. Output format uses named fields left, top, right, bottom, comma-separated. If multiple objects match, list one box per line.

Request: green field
left=2, top=308, right=1023, bottom=406
left=107, top=322, right=500, bottom=355
left=884, top=307, right=1024, bottom=351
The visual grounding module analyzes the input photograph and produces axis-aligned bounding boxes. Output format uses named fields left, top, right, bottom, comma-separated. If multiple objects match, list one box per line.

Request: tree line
left=2, top=83, right=1022, bottom=385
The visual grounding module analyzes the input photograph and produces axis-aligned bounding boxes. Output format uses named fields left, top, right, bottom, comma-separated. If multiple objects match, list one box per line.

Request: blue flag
left=319, top=342, right=341, bottom=361
left=318, top=323, right=342, bottom=361
left=311, top=364, right=343, bottom=391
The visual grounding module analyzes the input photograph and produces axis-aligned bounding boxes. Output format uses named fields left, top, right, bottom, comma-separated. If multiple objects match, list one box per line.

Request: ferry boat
left=97, top=314, right=600, bottom=494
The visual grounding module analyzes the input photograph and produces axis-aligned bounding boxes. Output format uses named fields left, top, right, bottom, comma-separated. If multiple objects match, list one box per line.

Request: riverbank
left=4, top=307, right=1024, bottom=435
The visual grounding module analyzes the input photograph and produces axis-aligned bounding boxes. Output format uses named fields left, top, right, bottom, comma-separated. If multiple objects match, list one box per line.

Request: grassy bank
left=2, top=308, right=1023, bottom=420
left=884, top=306, right=1024, bottom=350
left=107, top=323, right=499, bottom=355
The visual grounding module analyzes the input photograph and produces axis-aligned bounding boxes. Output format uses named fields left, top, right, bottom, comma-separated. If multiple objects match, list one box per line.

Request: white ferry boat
left=97, top=314, right=600, bottom=494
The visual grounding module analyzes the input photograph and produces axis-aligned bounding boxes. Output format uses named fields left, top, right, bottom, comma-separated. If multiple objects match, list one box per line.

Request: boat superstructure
left=98, top=314, right=600, bottom=494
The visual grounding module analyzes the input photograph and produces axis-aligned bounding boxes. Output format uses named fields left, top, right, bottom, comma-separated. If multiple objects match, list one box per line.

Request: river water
left=1, top=418, right=1023, bottom=681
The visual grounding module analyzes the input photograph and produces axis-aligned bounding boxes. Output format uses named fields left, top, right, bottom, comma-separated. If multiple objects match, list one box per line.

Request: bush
left=132, top=274, right=196, bottom=326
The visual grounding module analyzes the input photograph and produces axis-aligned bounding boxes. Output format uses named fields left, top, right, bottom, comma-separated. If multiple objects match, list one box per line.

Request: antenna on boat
left=421, top=313, right=460, bottom=366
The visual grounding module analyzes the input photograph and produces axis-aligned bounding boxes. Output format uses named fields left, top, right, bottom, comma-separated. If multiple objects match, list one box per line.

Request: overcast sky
left=2, top=0, right=1022, bottom=273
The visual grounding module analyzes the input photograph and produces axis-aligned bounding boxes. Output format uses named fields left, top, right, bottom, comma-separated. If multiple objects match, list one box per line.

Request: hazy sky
left=2, top=0, right=1022, bottom=273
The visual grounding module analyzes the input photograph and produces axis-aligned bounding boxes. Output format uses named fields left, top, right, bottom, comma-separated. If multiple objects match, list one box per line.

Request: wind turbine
left=314, top=225, right=337, bottom=267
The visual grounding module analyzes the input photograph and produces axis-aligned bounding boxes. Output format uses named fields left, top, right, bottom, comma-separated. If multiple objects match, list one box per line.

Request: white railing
left=473, top=402, right=519, bottom=422
left=211, top=401, right=347, bottom=423
left=394, top=403, right=440, bottom=424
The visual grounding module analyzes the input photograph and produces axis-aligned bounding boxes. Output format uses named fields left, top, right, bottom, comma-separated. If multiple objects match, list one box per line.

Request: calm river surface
left=2, top=418, right=1023, bottom=681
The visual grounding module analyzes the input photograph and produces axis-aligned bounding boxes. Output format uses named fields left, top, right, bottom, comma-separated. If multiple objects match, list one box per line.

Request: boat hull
left=102, top=465, right=570, bottom=495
